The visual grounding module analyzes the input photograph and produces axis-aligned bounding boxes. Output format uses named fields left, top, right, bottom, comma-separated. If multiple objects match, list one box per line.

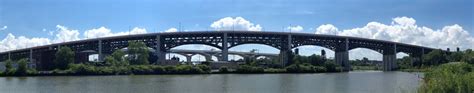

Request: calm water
left=0, top=71, right=422, bottom=93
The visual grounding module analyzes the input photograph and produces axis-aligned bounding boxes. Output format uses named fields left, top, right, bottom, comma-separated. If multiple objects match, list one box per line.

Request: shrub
left=164, top=66, right=178, bottom=74
left=219, top=66, right=229, bottom=73
left=264, top=68, right=286, bottom=73
left=196, top=65, right=211, bottom=73
left=15, top=59, right=28, bottom=76
left=324, top=62, right=341, bottom=72
left=418, top=62, right=473, bottom=93
left=313, top=66, right=327, bottom=72
left=236, top=65, right=264, bottom=73
left=151, top=65, right=165, bottom=74
left=130, top=65, right=153, bottom=74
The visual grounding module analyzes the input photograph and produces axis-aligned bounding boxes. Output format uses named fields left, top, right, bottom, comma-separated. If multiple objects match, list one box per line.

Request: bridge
left=167, top=49, right=278, bottom=62
left=0, top=31, right=439, bottom=71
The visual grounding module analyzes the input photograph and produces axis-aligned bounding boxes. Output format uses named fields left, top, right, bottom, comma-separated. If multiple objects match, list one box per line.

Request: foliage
left=236, top=65, right=264, bottom=73
left=264, top=68, right=286, bottom=73
left=196, top=65, right=211, bottom=73
left=218, top=66, right=229, bottom=73
left=397, top=56, right=412, bottom=69
left=418, top=62, right=474, bottom=93
left=104, top=50, right=129, bottom=67
left=448, top=52, right=463, bottom=62
left=4, top=59, right=14, bottom=75
left=461, top=49, right=474, bottom=64
left=422, top=49, right=448, bottom=66
left=15, top=59, right=28, bottom=76
left=65, top=64, right=210, bottom=75
left=324, top=61, right=342, bottom=72
left=127, top=41, right=150, bottom=65
left=286, top=63, right=327, bottom=73
left=54, top=47, right=75, bottom=70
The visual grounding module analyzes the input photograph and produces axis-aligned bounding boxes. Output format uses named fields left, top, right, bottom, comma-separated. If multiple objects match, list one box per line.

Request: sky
left=0, top=0, right=473, bottom=61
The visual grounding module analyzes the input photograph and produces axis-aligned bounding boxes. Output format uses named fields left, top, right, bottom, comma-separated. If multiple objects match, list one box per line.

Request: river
left=0, top=71, right=422, bottom=93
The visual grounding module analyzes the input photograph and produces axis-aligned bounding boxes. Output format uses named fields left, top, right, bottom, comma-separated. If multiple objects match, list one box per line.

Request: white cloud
left=54, top=25, right=80, bottom=43
left=314, top=16, right=474, bottom=60
left=0, top=26, right=7, bottom=31
left=315, top=24, right=339, bottom=35
left=286, top=25, right=304, bottom=32
left=210, top=17, right=262, bottom=31
left=164, top=28, right=178, bottom=33
left=0, top=33, right=51, bottom=52
left=84, top=26, right=112, bottom=39
left=84, top=27, right=147, bottom=39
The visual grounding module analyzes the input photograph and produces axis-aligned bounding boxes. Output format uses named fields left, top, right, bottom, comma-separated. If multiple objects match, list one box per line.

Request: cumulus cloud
left=315, top=24, right=339, bottom=35
left=53, top=25, right=80, bottom=43
left=286, top=25, right=304, bottom=32
left=0, top=34, right=51, bottom=52
left=163, top=28, right=178, bottom=33
left=0, top=25, right=149, bottom=52
left=0, top=26, right=7, bottom=31
left=313, top=16, right=474, bottom=60
left=84, top=27, right=112, bottom=39
left=210, top=17, right=262, bottom=31
left=84, top=27, right=147, bottom=39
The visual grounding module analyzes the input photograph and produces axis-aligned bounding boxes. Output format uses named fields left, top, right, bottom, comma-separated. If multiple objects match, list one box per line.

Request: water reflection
left=0, top=71, right=420, bottom=93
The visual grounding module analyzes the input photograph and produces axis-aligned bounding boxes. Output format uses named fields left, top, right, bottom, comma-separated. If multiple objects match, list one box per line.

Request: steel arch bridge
left=0, top=31, right=438, bottom=71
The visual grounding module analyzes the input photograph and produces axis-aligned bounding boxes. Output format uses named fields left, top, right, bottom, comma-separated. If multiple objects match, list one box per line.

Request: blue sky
left=0, top=0, right=473, bottom=61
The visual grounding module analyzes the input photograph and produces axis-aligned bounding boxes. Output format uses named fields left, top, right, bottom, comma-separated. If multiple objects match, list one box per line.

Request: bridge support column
left=335, top=51, right=349, bottom=71
left=8, top=52, right=11, bottom=60
left=383, top=54, right=396, bottom=71
left=156, top=35, right=166, bottom=65
left=204, top=55, right=212, bottom=62
left=29, top=49, right=35, bottom=69
left=222, top=33, right=228, bottom=62
left=280, top=49, right=290, bottom=67
left=98, top=40, right=104, bottom=62
left=186, top=56, right=192, bottom=63
left=335, top=38, right=350, bottom=71
left=279, top=34, right=292, bottom=67
left=383, top=44, right=397, bottom=71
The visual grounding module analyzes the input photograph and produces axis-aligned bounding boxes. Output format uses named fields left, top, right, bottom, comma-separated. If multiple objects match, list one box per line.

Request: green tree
left=104, top=50, right=128, bottom=66
left=448, top=52, right=463, bottom=62
left=397, top=56, right=412, bottom=69
left=461, top=49, right=474, bottom=64
left=4, top=59, right=14, bottom=74
left=16, top=58, right=28, bottom=76
left=54, top=47, right=75, bottom=69
left=127, top=41, right=150, bottom=65
left=422, top=49, right=447, bottom=66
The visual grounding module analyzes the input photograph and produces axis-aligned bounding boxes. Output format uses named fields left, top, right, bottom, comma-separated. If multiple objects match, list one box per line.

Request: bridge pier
left=382, top=44, right=397, bottom=71
left=335, top=38, right=350, bottom=71
left=335, top=51, right=349, bottom=71
left=382, top=54, right=397, bottom=71
left=222, top=33, right=228, bottom=62
left=98, top=40, right=104, bottom=62
left=155, top=35, right=166, bottom=64
left=279, top=34, right=292, bottom=66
